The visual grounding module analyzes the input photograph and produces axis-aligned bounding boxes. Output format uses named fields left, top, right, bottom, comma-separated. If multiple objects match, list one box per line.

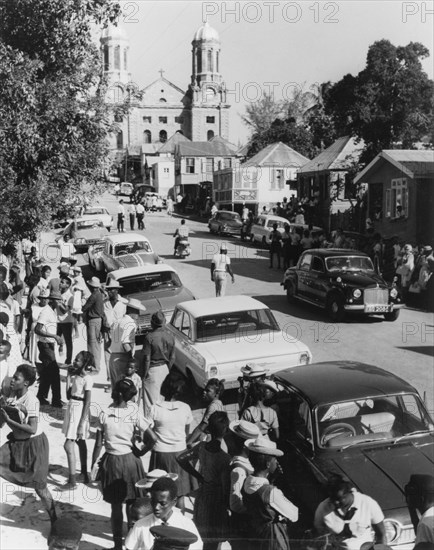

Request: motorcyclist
left=173, top=219, right=190, bottom=255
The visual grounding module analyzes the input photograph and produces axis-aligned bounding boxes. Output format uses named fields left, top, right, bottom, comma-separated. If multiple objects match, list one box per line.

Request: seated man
left=173, top=219, right=189, bottom=253
left=314, top=474, right=386, bottom=550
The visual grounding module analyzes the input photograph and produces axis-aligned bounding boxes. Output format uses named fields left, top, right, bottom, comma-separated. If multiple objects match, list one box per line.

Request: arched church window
left=116, top=130, right=123, bottom=149
left=207, top=130, right=214, bottom=141
left=216, top=51, right=219, bottom=72
left=123, top=48, right=128, bottom=70
left=103, top=45, right=109, bottom=71
left=114, top=46, right=120, bottom=70
left=196, top=50, right=202, bottom=73
left=143, top=130, right=152, bottom=144
left=207, top=50, right=213, bottom=72
left=159, top=130, right=167, bottom=143
left=159, top=98, right=167, bottom=103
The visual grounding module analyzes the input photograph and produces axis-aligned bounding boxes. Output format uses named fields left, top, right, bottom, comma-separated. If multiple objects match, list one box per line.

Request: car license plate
left=364, top=305, right=392, bottom=313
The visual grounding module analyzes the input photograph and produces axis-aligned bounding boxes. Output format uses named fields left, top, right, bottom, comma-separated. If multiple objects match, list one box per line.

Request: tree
left=241, top=92, right=287, bottom=135
left=0, top=0, right=121, bottom=244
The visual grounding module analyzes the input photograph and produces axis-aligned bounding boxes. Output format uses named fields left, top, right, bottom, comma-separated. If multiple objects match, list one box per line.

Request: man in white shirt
left=136, top=202, right=145, bottom=230
left=405, top=474, right=434, bottom=547
left=125, top=477, right=202, bottom=550
left=173, top=220, right=189, bottom=254
left=117, top=200, right=125, bottom=232
left=314, top=474, right=386, bottom=549
left=58, top=234, right=76, bottom=265
left=56, top=277, right=74, bottom=364
left=35, top=290, right=64, bottom=407
left=210, top=243, right=234, bottom=297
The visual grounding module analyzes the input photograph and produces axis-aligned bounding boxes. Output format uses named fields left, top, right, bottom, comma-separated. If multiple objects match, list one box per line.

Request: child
left=0, top=340, right=12, bottom=397
left=124, top=358, right=142, bottom=406
left=61, top=351, right=96, bottom=488
left=187, top=378, right=224, bottom=446
left=241, top=381, right=279, bottom=441
left=127, top=498, right=153, bottom=531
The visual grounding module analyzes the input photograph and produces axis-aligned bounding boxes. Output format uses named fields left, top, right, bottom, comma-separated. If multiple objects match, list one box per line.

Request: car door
left=102, top=241, right=115, bottom=272
left=304, top=255, right=327, bottom=303
left=170, top=309, right=194, bottom=375
left=253, top=216, right=266, bottom=242
left=297, top=252, right=313, bottom=298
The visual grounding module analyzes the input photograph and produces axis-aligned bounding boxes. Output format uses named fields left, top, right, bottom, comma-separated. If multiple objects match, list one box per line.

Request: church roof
left=193, top=21, right=220, bottom=42
left=299, top=136, right=364, bottom=174
left=242, top=142, right=309, bottom=168
left=176, top=139, right=236, bottom=157
left=158, top=132, right=191, bottom=154
left=142, top=76, right=185, bottom=97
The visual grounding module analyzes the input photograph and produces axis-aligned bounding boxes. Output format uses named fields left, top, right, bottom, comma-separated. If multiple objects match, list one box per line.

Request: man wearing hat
left=125, top=477, right=202, bottom=550
left=210, top=243, right=234, bottom=297
left=55, top=276, right=75, bottom=364
left=142, top=311, right=175, bottom=414
left=150, top=525, right=199, bottom=550
left=314, top=474, right=386, bottom=549
left=108, top=298, right=145, bottom=389
left=35, top=290, right=64, bottom=407
left=82, top=277, right=105, bottom=373
left=48, top=516, right=82, bottom=550
left=227, top=420, right=260, bottom=550
left=238, top=363, right=269, bottom=417
left=243, top=437, right=298, bottom=549
left=405, top=474, right=434, bottom=546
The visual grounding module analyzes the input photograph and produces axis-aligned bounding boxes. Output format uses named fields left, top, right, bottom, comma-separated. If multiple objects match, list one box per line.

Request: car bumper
left=344, top=303, right=405, bottom=312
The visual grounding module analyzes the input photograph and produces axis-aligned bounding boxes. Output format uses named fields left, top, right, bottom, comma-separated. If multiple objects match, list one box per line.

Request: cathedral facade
left=101, top=21, right=231, bottom=155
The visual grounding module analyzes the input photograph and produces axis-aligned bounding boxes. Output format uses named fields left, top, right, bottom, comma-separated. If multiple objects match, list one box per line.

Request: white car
left=80, top=206, right=113, bottom=231
left=250, top=214, right=288, bottom=246
left=167, top=295, right=312, bottom=389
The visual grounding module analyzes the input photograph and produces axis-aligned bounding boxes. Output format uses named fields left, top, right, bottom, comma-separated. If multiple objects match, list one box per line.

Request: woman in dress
left=177, top=411, right=231, bottom=550
left=187, top=378, right=225, bottom=446
left=241, top=381, right=279, bottom=441
left=62, top=351, right=96, bottom=488
left=91, top=378, right=157, bottom=550
left=0, top=363, right=57, bottom=524
left=146, top=374, right=196, bottom=513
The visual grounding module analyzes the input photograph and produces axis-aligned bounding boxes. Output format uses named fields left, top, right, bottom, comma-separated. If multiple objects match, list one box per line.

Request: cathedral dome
left=193, top=21, right=219, bottom=42
left=101, top=23, right=128, bottom=41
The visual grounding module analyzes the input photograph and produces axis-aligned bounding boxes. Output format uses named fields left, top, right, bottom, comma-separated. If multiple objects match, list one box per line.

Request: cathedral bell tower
left=188, top=22, right=229, bottom=141
left=100, top=24, right=131, bottom=90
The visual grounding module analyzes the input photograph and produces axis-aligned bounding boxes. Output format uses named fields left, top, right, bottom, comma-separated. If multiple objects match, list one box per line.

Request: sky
left=114, top=0, right=434, bottom=145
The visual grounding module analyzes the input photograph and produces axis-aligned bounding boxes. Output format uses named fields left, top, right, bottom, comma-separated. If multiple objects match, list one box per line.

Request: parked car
left=282, top=248, right=404, bottom=321
left=250, top=214, right=288, bottom=246
left=208, top=211, right=243, bottom=236
left=272, top=361, right=434, bottom=549
left=106, top=265, right=195, bottom=334
left=120, top=182, right=134, bottom=197
left=79, top=206, right=113, bottom=231
left=56, top=217, right=109, bottom=253
left=166, top=295, right=312, bottom=389
left=90, top=232, right=161, bottom=273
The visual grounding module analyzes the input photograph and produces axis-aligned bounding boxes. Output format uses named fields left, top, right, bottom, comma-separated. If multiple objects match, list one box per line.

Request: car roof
left=176, top=295, right=268, bottom=317
left=104, top=233, right=151, bottom=244
left=274, top=361, right=417, bottom=407
left=301, top=248, right=370, bottom=258
left=216, top=210, right=240, bottom=215
left=258, top=215, right=288, bottom=223
left=108, top=264, right=175, bottom=279
left=84, top=206, right=108, bottom=212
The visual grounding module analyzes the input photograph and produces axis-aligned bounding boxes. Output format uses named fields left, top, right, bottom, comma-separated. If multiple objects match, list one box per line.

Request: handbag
left=131, top=426, right=148, bottom=458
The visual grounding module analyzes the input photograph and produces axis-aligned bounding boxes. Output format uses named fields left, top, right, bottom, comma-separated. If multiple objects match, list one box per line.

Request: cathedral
left=101, top=21, right=231, bottom=157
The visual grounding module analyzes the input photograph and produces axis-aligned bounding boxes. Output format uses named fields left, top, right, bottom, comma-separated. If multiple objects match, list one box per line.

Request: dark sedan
left=272, top=361, right=434, bottom=549
left=282, top=248, right=404, bottom=321
left=208, top=210, right=243, bottom=236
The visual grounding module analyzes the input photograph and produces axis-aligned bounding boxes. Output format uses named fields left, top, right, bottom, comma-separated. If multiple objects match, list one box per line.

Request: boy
left=124, top=358, right=142, bottom=406
left=0, top=340, right=12, bottom=397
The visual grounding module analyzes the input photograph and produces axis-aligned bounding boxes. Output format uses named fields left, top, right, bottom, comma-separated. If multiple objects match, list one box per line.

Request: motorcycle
left=174, top=238, right=191, bottom=258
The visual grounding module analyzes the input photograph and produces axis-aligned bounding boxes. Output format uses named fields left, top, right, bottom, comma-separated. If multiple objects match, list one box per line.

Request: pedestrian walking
left=82, top=277, right=105, bottom=374
left=128, top=203, right=136, bottom=231
left=269, top=223, right=282, bottom=269
left=210, top=243, right=234, bottom=297
left=56, top=276, right=74, bottom=365
left=117, top=200, right=125, bottom=232
left=142, top=311, right=175, bottom=415
left=35, top=290, right=63, bottom=407
left=136, top=201, right=145, bottom=230
left=166, top=196, right=174, bottom=216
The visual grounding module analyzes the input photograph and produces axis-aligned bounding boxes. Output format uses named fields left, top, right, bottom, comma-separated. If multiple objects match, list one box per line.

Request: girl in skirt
left=186, top=378, right=225, bottom=446
left=0, top=363, right=57, bottom=524
left=91, top=378, right=157, bottom=550
left=61, top=351, right=96, bottom=488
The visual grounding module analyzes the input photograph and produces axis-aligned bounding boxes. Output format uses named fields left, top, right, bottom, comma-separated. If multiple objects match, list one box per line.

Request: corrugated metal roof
left=242, top=142, right=309, bottom=168
left=176, top=139, right=237, bottom=157
left=299, top=136, right=364, bottom=174
left=141, top=144, right=161, bottom=155
left=158, top=132, right=191, bottom=154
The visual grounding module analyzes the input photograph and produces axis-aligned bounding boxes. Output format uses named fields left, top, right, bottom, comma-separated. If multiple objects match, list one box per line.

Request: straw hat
left=135, top=469, right=178, bottom=490
left=229, top=420, right=260, bottom=440
left=245, top=437, right=283, bottom=457
left=105, top=279, right=123, bottom=289
left=261, top=380, right=279, bottom=393
left=87, top=276, right=101, bottom=288
left=240, top=363, right=269, bottom=378
left=38, top=288, right=50, bottom=299
left=127, top=298, right=147, bottom=313
left=48, top=290, right=63, bottom=301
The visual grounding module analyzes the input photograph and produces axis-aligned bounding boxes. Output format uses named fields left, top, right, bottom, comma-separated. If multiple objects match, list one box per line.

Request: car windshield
left=76, top=220, right=104, bottom=230
left=325, top=256, right=374, bottom=272
left=196, top=308, right=280, bottom=341
left=316, top=394, right=434, bottom=449
left=115, top=241, right=151, bottom=255
left=267, top=219, right=285, bottom=228
left=85, top=208, right=106, bottom=215
left=219, top=212, right=241, bottom=221
left=116, top=271, right=181, bottom=294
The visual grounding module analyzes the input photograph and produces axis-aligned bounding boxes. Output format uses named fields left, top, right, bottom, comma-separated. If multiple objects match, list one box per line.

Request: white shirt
left=229, top=455, right=253, bottom=514
left=125, top=509, right=203, bottom=550
left=67, top=373, right=94, bottom=399
left=36, top=304, right=58, bottom=343
left=57, top=290, right=74, bottom=324
left=117, top=204, right=125, bottom=215
left=128, top=204, right=136, bottom=215
left=416, top=506, right=434, bottom=545
left=110, top=314, right=136, bottom=354
left=212, top=253, right=231, bottom=272
left=314, top=490, right=384, bottom=549
left=146, top=400, right=193, bottom=453
left=136, top=203, right=145, bottom=215
left=59, top=240, right=76, bottom=259
left=243, top=475, right=298, bottom=522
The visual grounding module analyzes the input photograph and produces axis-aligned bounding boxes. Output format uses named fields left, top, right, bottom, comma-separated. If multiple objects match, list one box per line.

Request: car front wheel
left=384, top=309, right=400, bottom=322
left=327, top=294, right=345, bottom=322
